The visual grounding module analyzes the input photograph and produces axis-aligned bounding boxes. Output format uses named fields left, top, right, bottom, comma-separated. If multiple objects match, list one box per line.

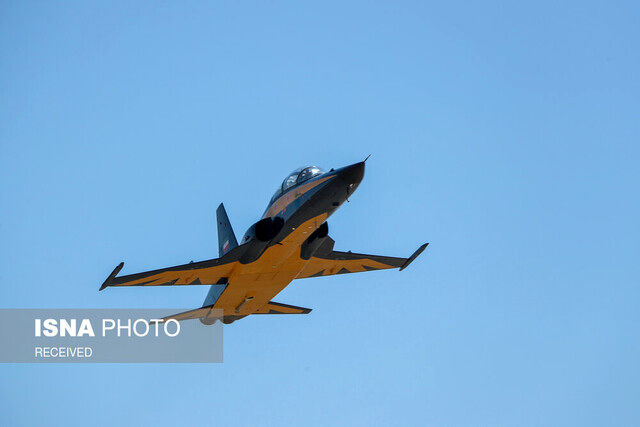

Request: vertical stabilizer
left=216, top=203, right=239, bottom=257
left=199, top=204, right=238, bottom=317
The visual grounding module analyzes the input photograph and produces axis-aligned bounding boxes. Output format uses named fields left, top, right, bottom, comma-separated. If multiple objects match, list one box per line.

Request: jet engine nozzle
left=300, top=222, right=330, bottom=260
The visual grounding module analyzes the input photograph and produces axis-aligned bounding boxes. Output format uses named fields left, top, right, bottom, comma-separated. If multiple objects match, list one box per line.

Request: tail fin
left=199, top=204, right=237, bottom=313
left=216, top=203, right=238, bottom=257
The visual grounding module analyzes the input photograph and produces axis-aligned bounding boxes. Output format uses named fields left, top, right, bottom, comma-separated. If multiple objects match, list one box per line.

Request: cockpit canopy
left=270, top=166, right=324, bottom=204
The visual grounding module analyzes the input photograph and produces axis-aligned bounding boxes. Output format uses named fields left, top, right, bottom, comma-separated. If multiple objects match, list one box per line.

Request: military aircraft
left=100, top=160, right=428, bottom=324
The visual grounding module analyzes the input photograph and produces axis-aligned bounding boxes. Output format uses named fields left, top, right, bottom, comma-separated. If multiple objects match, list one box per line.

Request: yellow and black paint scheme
left=100, top=161, right=428, bottom=324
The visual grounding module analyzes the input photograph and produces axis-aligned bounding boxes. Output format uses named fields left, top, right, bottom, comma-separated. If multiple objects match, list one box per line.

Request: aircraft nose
left=336, top=161, right=365, bottom=186
left=316, top=161, right=365, bottom=212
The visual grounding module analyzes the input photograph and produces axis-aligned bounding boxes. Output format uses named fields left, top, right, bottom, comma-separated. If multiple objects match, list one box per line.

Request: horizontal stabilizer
left=161, top=305, right=218, bottom=322
left=160, top=300, right=310, bottom=324
left=255, top=301, right=312, bottom=315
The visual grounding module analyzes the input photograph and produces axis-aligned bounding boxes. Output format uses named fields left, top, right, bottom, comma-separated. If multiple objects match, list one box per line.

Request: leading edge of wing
left=99, top=247, right=244, bottom=291
left=296, top=242, right=428, bottom=279
left=333, top=242, right=428, bottom=269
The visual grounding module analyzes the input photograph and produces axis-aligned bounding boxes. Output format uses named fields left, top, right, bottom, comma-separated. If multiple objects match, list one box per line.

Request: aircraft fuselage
left=209, top=162, right=365, bottom=323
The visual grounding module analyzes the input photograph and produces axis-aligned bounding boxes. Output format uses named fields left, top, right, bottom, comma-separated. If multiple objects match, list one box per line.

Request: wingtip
left=99, top=262, right=124, bottom=291
left=399, top=243, right=429, bottom=271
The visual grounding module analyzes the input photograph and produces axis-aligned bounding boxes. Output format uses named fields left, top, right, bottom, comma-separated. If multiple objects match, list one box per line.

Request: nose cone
left=336, top=161, right=365, bottom=187
left=311, top=161, right=365, bottom=215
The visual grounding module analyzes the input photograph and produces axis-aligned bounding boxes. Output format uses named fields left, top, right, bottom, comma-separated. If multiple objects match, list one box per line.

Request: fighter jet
left=100, top=160, right=428, bottom=324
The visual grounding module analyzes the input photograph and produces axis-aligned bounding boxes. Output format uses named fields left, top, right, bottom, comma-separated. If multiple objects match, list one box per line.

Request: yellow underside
left=213, top=213, right=328, bottom=315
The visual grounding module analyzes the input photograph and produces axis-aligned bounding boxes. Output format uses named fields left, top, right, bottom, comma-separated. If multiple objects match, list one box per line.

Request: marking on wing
left=297, top=256, right=404, bottom=278
left=133, top=279, right=158, bottom=286
left=155, top=279, right=179, bottom=287
left=112, top=262, right=236, bottom=287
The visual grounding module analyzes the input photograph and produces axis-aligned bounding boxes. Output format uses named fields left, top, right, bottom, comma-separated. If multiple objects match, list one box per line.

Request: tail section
left=164, top=203, right=310, bottom=326
left=216, top=203, right=238, bottom=257
left=255, top=301, right=312, bottom=315
left=196, top=203, right=238, bottom=322
left=161, top=300, right=312, bottom=325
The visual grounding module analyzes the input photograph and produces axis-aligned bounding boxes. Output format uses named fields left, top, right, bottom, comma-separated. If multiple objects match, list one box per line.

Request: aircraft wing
left=296, top=239, right=428, bottom=279
left=99, top=256, right=238, bottom=291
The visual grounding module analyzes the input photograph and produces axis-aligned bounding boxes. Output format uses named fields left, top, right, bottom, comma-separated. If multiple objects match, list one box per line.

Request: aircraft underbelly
left=213, top=214, right=328, bottom=315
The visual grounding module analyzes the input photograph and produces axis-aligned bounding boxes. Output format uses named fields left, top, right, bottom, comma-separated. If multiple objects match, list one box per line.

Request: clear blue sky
left=1, top=1, right=638, bottom=426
